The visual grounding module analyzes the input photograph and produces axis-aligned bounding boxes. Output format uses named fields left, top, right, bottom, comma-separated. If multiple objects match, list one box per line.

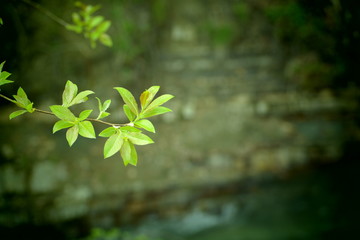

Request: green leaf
left=121, top=126, right=141, bottom=132
left=120, top=139, right=131, bottom=166
left=146, top=94, right=174, bottom=110
left=140, top=106, right=172, bottom=118
left=66, top=125, right=79, bottom=146
left=134, top=119, right=155, bottom=133
left=70, top=90, right=94, bottom=106
left=0, top=61, right=5, bottom=72
left=96, top=97, right=103, bottom=111
left=103, top=132, right=123, bottom=158
left=123, top=104, right=136, bottom=122
left=99, top=112, right=110, bottom=119
left=9, top=110, right=27, bottom=120
left=99, top=33, right=112, bottom=47
left=114, top=87, right=138, bottom=115
left=124, top=132, right=154, bottom=145
left=88, top=15, right=104, bottom=29
left=53, top=120, right=74, bottom=133
left=66, top=24, right=82, bottom=33
left=62, top=80, right=78, bottom=107
left=99, top=126, right=117, bottom=137
left=50, top=105, right=76, bottom=121
left=141, top=86, right=160, bottom=110
left=0, top=71, right=11, bottom=81
left=95, top=20, right=111, bottom=35
left=0, top=18, right=3, bottom=25
left=78, top=121, right=96, bottom=138
left=72, top=12, right=82, bottom=26
left=128, top=141, right=138, bottom=166
left=79, top=109, right=93, bottom=121
left=103, top=99, right=111, bottom=111
left=25, top=102, right=34, bottom=112
left=0, top=79, right=13, bottom=87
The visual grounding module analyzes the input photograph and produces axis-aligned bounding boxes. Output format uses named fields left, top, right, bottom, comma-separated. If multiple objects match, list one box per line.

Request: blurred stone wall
left=0, top=0, right=354, bottom=234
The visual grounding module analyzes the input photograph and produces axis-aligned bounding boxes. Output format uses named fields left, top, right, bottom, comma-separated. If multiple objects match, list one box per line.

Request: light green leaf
left=79, top=109, right=93, bottom=121
left=0, top=61, right=5, bottom=72
left=0, top=79, right=13, bottom=86
left=95, top=20, right=111, bottom=35
left=96, top=97, right=103, bottom=111
left=103, top=132, right=123, bottom=158
left=99, top=112, right=110, bottom=119
left=62, top=80, right=78, bottom=107
left=9, top=110, right=27, bottom=120
left=141, top=86, right=160, bottom=110
left=123, top=104, right=136, bottom=122
left=135, top=119, right=155, bottom=133
left=140, top=106, right=172, bottom=118
left=128, top=141, right=138, bottom=166
left=124, top=132, right=154, bottom=145
left=53, top=120, right=74, bottom=133
left=114, top=87, right=138, bottom=115
left=70, top=90, right=94, bottom=106
left=99, top=33, right=112, bottom=47
left=0, top=18, right=3, bottom=25
left=66, top=125, right=79, bottom=146
left=145, top=94, right=174, bottom=111
left=72, top=12, right=82, bottom=26
left=120, top=139, right=131, bottom=166
left=103, top=99, right=111, bottom=111
left=66, top=24, right=82, bottom=33
left=78, top=121, right=96, bottom=139
left=121, top=126, right=141, bottom=132
left=0, top=71, right=11, bottom=81
left=99, top=127, right=117, bottom=137
left=50, top=105, right=76, bottom=121
left=25, top=102, right=34, bottom=112
left=88, top=15, right=104, bottom=29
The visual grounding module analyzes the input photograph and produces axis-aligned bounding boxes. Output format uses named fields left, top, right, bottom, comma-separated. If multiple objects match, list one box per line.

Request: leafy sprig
left=0, top=62, right=174, bottom=166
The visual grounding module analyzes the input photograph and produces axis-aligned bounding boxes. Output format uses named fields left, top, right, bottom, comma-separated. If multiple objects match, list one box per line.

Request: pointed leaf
left=66, top=125, right=79, bottom=146
left=120, top=139, right=131, bottom=166
left=135, top=119, right=155, bottom=133
left=0, top=61, right=5, bottom=72
left=99, top=33, right=113, bottom=47
left=70, top=90, right=94, bottom=106
left=50, top=105, right=76, bottom=121
left=99, top=126, right=117, bottom=137
left=99, top=112, right=110, bottom=119
left=145, top=94, right=174, bottom=111
left=142, top=86, right=160, bottom=109
left=0, top=79, right=13, bottom=86
left=9, top=110, right=27, bottom=120
left=96, top=97, right=103, bottom=112
left=103, top=132, right=123, bottom=158
left=128, top=141, right=138, bottom=166
left=140, top=106, right=172, bottom=118
left=79, top=109, right=93, bottom=121
left=103, top=99, right=111, bottom=111
left=124, top=132, right=154, bottom=145
left=121, top=126, right=141, bottom=132
left=78, top=121, right=96, bottom=138
left=0, top=71, right=11, bottom=81
left=123, top=104, right=136, bottom=122
left=62, top=80, right=78, bottom=107
left=53, top=120, right=74, bottom=133
left=114, top=87, right=138, bottom=115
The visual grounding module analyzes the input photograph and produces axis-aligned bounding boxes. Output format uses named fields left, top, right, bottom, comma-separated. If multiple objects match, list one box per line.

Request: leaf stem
left=0, top=93, right=16, bottom=103
left=21, top=0, right=69, bottom=27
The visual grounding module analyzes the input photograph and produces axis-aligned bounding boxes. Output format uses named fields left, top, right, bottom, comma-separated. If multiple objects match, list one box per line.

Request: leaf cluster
left=0, top=62, right=173, bottom=166
left=66, top=1, right=112, bottom=48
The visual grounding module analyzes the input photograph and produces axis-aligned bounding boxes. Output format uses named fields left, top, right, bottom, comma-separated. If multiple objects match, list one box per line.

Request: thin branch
left=22, top=0, right=69, bottom=27
left=0, top=93, right=16, bottom=103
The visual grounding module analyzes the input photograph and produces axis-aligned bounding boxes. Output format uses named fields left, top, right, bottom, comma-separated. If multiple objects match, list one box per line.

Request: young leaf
left=0, top=18, right=3, bottom=25
left=103, top=99, right=111, bottom=111
left=50, top=105, right=76, bottom=121
left=140, top=86, right=160, bottom=110
left=99, top=112, right=110, bottom=119
left=114, top=87, right=138, bottom=115
left=128, top=141, right=138, bottom=166
left=9, top=110, right=27, bottom=120
left=62, top=80, right=78, bottom=107
left=0, top=61, right=5, bottom=72
left=99, top=33, right=112, bottom=47
left=124, top=132, right=154, bottom=145
left=79, top=109, right=93, bottom=121
left=70, top=90, right=94, bottom=106
left=123, top=104, right=136, bottom=122
left=134, top=119, right=155, bottom=133
left=121, top=126, right=141, bottom=132
left=99, top=126, right=117, bottom=137
left=66, top=125, right=79, bottom=146
left=140, top=106, right=172, bottom=118
left=53, top=120, right=74, bottom=133
left=78, top=121, right=96, bottom=138
left=103, top=132, right=123, bottom=158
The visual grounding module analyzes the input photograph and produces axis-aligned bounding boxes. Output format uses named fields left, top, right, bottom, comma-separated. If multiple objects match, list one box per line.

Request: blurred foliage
left=264, top=0, right=360, bottom=92
left=82, top=228, right=162, bottom=240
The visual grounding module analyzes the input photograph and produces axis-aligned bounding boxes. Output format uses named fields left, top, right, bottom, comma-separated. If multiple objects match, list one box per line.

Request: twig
left=22, top=0, right=69, bottom=27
